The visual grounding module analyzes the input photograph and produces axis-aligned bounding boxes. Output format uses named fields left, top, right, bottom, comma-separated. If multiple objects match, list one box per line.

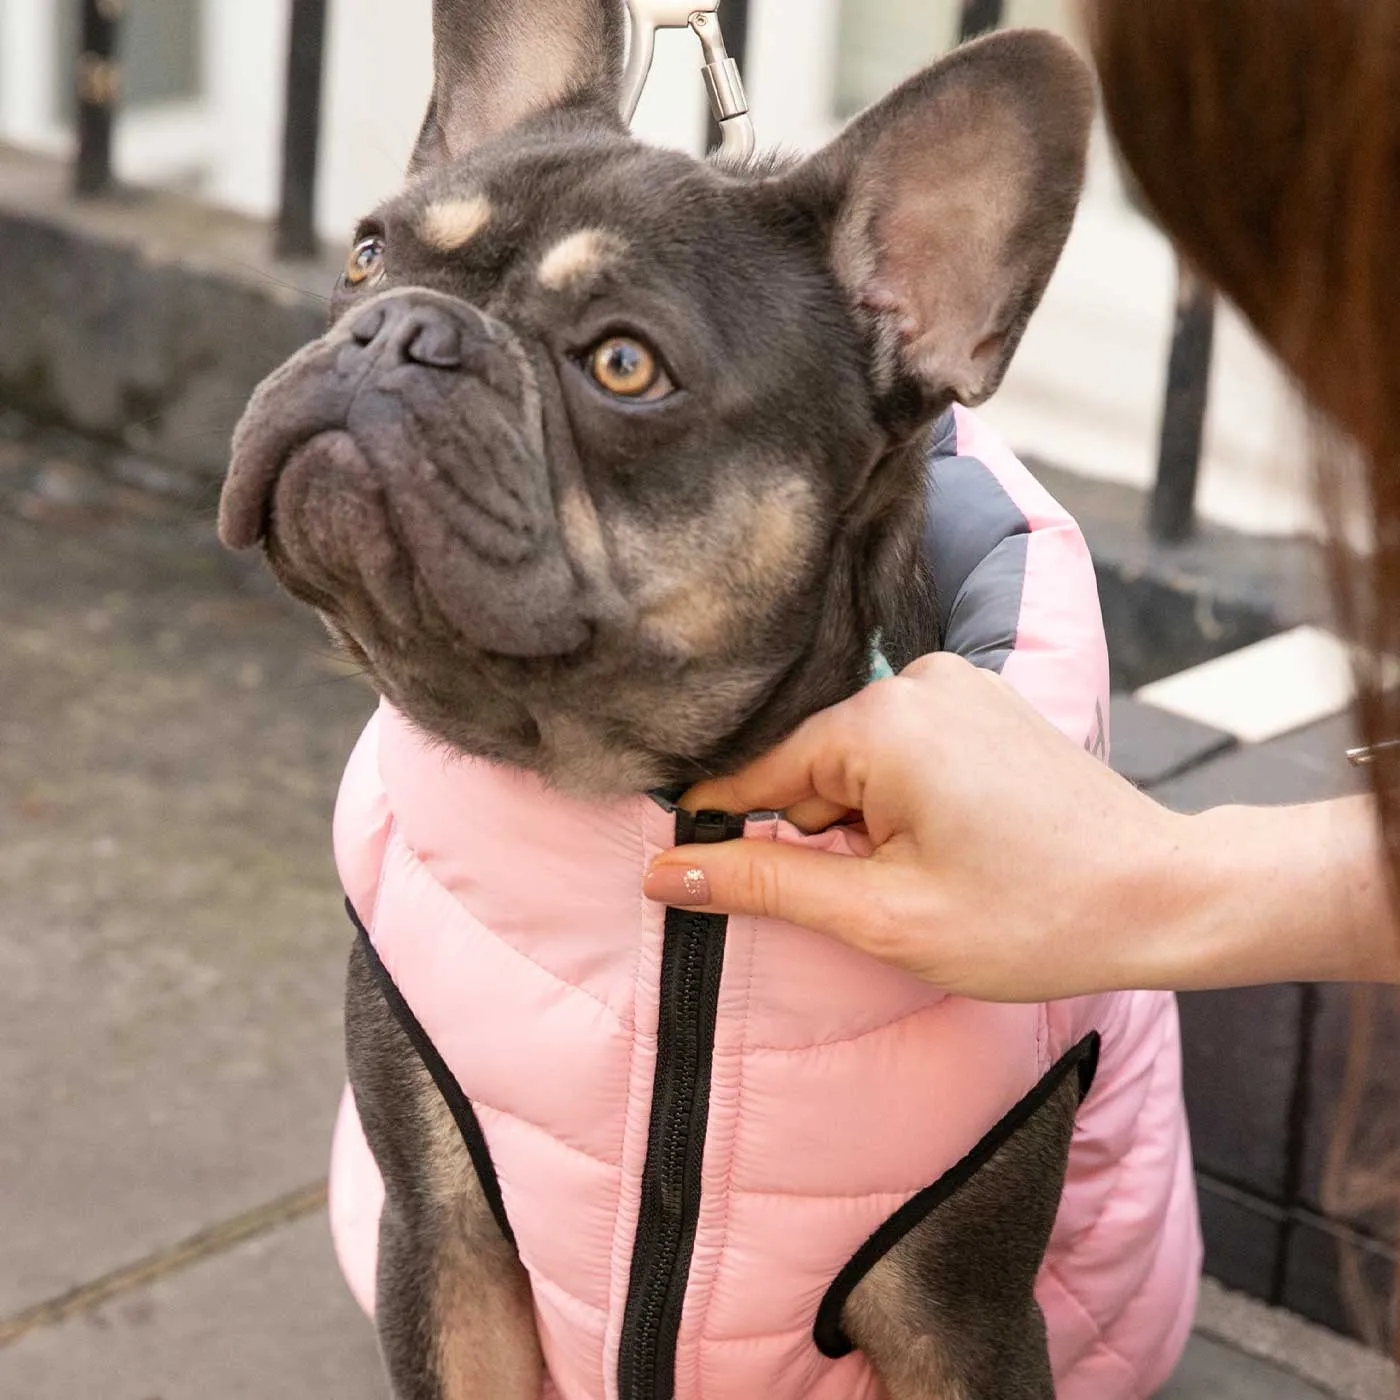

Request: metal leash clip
left=1346, top=739, right=1400, bottom=769
left=622, top=0, right=756, bottom=162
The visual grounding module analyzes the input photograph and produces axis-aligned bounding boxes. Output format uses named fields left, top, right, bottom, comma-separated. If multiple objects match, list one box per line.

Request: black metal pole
left=1149, top=263, right=1216, bottom=544
left=706, top=0, right=750, bottom=153
left=276, top=0, right=330, bottom=260
left=75, top=0, right=123, bottom=198
left=958, top=0, right=1004, bottom=42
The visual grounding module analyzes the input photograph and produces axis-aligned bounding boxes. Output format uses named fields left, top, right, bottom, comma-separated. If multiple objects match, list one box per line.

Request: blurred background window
left=834, top=0, right=1073, bottom=117
left=54, top=0, right=204, bottom=116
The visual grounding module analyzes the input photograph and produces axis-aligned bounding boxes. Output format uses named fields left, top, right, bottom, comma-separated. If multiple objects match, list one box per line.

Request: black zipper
left=618, top=808, right=746, bottom=1400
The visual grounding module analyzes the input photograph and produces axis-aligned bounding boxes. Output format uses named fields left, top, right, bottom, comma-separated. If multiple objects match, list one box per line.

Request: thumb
left=644, top=841, right=899, bottom=956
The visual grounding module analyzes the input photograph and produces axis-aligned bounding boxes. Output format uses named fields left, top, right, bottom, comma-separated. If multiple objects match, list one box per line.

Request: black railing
left=277, top=0, right=331, bottom=260
left=74, top=0, right=122, bottom=198
left=1151, top=266, right=1216, bottom=543
left=66, top=0, right=1215, bottom=541
left=958, top=0, right=1004, bottom=43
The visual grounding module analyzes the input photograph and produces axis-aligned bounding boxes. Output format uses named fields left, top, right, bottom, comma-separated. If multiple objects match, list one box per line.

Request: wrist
left=1099, top=802, right=1216, bottom=993
left=1118, top=798, right=1400, bottom=992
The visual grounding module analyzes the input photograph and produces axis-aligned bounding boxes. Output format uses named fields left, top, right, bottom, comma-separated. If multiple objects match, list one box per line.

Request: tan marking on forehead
left=538, top=230, right=628, bottom=292
left=419, top=195, right=492, bottom=252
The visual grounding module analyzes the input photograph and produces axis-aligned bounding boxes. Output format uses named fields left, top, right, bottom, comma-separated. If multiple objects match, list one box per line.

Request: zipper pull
left=675, top=808, right=747, bottom=846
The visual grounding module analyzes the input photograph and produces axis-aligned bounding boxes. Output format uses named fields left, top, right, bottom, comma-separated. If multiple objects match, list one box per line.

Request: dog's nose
left=349, top=300, right=463, bottom=370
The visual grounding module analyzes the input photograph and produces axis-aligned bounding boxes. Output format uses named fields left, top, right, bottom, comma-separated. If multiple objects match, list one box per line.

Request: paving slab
left=1179, top=982, right=1306, bottom=1200
left=1149, top=710, right=1367, bottom=813
left=1135, top=627, right=1366, bottom=746
left=1194, top=1277, right=1397, bottom=1400
left=2, top=1229, right=1369, bottom=1400
left=0, top=429, right=373, bottom=1316
left=1110, top=694, right=1237, bottom=788
left=1284, top=1212, right=1399, bottom=1348
left=0, top=1214, right=385, bottom=1400
left=1197, top=1177, right=1291, bottom=1303
left=1159, top=1334, right=1331, bottom=1400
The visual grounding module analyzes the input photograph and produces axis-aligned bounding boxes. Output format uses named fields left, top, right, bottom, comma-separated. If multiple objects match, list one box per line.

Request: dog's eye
left=587, top=336, right=672, bottom=400
left=344, top=235, right=386, bottom=289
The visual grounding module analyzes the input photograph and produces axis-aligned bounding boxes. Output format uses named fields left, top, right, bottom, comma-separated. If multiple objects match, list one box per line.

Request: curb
left=0, top=144, right=335, bottom=482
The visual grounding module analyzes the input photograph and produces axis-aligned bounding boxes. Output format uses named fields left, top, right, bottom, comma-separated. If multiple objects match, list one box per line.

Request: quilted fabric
left=327, top=409, right=1201, bottom=1399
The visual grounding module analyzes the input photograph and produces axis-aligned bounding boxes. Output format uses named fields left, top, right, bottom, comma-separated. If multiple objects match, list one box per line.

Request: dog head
left=220, top=0, right=1093, bottom=795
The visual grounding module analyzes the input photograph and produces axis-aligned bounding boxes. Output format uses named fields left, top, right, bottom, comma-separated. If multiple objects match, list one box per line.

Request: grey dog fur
left=220, top=2, right=1095, bottom=1395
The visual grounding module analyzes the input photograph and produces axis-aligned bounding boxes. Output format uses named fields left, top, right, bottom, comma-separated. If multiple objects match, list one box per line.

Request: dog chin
left=346, top=656, right=677, bottom=801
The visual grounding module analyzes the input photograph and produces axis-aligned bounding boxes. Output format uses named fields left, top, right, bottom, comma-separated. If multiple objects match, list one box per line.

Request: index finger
left=681, top=699, right=872, bottom=818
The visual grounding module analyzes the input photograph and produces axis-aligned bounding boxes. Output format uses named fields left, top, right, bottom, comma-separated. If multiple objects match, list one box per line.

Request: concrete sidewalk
left=0, top=413, right=1393, bottom=1399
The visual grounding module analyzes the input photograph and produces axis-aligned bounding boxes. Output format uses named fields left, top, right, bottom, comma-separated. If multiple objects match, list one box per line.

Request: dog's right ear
left=411, top=0, right=627, bottom=171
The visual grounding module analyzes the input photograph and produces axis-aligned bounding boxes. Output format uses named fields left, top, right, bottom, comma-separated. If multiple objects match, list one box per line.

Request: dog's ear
left=412, top=0, right=627, bottom=170
left=786, top=30, right=1094, bottom=423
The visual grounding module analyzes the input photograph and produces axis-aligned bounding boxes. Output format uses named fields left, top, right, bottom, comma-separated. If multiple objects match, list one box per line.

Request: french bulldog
left=219, top=3, right=1100, bottom=1397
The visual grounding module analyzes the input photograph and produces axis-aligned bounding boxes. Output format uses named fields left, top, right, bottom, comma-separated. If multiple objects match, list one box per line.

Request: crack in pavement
left=0, top=1181, right=329, bottom=1348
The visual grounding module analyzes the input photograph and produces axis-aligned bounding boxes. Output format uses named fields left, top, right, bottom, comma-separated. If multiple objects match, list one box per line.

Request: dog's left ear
left=786, top=30, right=1094, bottom=423
left=412, top=0, right=627, bottom=170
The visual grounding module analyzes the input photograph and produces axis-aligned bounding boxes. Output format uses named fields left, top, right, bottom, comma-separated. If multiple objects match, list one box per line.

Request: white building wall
left=0, top=0, right=1317, bottom=539
left=0, top=0, right=61, bottom=149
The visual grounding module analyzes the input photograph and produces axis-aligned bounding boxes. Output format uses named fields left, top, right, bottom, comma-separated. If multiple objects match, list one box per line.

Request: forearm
left=1122, top=796, right=1400, bottom=991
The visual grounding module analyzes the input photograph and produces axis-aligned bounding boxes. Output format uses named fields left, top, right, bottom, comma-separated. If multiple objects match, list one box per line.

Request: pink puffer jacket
left=328, top=407, right=1201, bottom=1400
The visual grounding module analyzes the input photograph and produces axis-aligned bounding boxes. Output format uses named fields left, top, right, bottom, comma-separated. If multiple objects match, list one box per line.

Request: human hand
left=644, top=654, right=1190, bottom=1002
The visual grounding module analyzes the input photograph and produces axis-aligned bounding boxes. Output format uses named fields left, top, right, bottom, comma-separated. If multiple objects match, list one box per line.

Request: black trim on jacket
left=346, top=898, right=515, bottom=1248
left=813, top=1031, right=1102, bottom=1358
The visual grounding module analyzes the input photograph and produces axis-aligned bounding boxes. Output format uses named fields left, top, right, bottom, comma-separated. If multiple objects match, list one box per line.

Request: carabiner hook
left=621, top=0, right=756, bottom=162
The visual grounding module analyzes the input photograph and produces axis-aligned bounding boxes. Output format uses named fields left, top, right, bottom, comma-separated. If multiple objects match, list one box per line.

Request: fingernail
left=644, top=862, right=711, bottom=907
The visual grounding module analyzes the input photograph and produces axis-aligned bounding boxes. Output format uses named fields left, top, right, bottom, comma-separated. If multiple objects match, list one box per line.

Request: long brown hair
left=1085, top=0, right=1400, bottom=1353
